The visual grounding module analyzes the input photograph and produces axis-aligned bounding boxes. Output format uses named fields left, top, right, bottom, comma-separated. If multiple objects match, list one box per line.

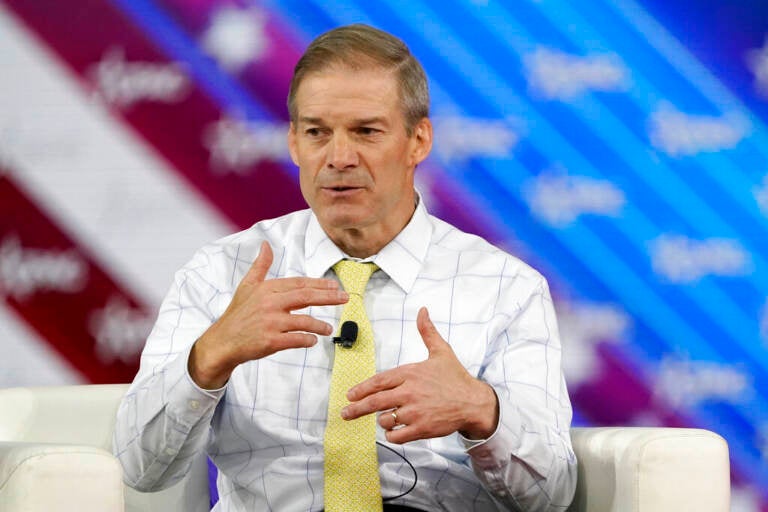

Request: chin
left=324, top=214, right=365, bottom=230
left=320, top=208, right=370, bottom=231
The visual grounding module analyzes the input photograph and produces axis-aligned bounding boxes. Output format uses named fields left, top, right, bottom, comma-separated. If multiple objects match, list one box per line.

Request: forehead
left=293, top=66, right=402, bottom=122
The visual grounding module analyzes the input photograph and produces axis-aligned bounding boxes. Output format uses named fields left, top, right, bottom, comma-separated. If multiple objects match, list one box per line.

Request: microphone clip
left=332, top=320, right=358, bottom=349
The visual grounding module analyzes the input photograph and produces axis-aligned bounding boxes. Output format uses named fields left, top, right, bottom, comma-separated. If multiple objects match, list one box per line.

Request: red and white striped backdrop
left=0, top=3, right=241, bottom=385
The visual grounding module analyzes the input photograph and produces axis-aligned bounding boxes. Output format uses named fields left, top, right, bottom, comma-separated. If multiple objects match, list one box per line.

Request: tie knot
left=333, top=260, right=378, bottom=296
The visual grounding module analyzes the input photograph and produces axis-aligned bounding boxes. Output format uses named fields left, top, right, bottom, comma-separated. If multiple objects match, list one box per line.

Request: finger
left=277, top=287, right=349, bottom=311
left=417, top=307, right=448, bottom=355
left=384, top=424, right=423, bottom=445
left=266, top=276, right=341, bottom=293
left=346, top=368, right=405, bottom=402
left=268, top=332, right=320, bottom=352
left=281, top=313, right=334, bottom=337
left=342, top=388, right=400, bottom=421
left=243, top=241, right=273, bottom=286
left=244, top=331, right=319, bottom=361
left=378, top=409, right=401, bottom=430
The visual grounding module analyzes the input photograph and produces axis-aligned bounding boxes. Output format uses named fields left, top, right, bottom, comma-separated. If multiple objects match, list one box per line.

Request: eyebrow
left=353, top=117, right=388, bottom=126
left=298, top=116, right=324, bottom=125
left=297, top=116, right=388, bottom=127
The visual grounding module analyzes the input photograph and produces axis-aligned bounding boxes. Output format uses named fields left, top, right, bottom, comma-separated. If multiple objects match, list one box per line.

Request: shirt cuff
left=461, top=387, right=522, bottom=470
left=458, top=421, right=498, bottom=451
left=162, top=344, right=227, bottom=429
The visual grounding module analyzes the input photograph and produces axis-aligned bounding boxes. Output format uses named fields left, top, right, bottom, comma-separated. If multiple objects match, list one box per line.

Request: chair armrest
left=0, top=441, right=124, bottom=512
left=568, top=427, right=730, bottom=512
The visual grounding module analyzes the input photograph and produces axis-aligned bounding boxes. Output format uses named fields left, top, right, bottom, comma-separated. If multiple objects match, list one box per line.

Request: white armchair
left=568, top=426, right=730, bottom=511
left=0, top=384, right=207, bottom=512
left=0, top=384, right=730, bottom=511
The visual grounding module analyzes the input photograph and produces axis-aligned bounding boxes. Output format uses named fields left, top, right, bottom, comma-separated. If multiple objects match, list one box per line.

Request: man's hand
left=189, top=241, right=349, bottom=389
left=342, top=307, right=499, bottom=443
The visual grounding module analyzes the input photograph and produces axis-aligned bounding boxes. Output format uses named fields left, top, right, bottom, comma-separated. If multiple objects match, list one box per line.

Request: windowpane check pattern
left=114, top=200, right=576, bottom=511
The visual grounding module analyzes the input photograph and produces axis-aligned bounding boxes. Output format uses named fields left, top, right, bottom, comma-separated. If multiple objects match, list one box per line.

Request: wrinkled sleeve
left=112, top=251, right=228, bottom=492
left=463, top=273, right=577, bottom=511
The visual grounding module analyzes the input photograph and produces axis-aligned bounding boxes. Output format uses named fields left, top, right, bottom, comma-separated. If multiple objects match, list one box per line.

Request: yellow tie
left=324, top=260, right=383, bottom=512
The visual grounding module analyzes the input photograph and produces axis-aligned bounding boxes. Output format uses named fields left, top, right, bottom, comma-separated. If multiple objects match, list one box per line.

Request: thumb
left=243, top=241, right=273, bottom=285
left=417, top=307, right=448, bottom=356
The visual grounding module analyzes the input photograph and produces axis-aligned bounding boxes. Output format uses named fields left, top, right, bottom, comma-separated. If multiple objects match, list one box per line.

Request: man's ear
left=287, top=122, right=300, bottom=166
left=410, top=117, right=433, bottom=166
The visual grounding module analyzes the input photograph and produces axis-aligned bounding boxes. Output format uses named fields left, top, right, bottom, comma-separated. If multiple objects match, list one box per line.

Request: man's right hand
left=188, top=240, right=348, bottom=389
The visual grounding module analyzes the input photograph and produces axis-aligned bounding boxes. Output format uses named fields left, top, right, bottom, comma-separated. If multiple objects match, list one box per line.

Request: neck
left=330, top=229, right=391, bottom=259
left=327, top=204, right=416, bottom=258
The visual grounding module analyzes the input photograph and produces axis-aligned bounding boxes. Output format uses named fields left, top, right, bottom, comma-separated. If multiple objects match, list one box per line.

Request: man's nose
left=326, top=133, right=358, bottom=170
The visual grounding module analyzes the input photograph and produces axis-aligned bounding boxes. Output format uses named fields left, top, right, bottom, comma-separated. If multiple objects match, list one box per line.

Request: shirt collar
left=304, top=212, right=345, bottom=279
left=304, top=192, right=432, bottom=293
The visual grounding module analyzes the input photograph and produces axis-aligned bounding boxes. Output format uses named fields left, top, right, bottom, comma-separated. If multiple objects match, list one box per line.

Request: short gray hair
left=288, top=24, right=429, bottom=135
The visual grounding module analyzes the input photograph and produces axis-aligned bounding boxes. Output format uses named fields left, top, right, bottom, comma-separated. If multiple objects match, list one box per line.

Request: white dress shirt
left=114, top=197, right=577, bottom=511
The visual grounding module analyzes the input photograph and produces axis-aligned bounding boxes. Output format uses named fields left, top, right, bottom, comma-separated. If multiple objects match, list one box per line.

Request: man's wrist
left=188, top=329, right=232, bottom=390
left=460, top=381, right=500, bottom=440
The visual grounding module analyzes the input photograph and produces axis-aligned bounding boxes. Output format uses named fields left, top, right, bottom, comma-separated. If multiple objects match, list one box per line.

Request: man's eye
left=357, top=127, right=379, bottom=136
left=305, top=128, right=321, bottom=137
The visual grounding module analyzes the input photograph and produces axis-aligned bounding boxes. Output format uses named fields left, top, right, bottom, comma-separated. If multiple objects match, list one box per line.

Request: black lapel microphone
left=332, top=321, right=358, bottom=348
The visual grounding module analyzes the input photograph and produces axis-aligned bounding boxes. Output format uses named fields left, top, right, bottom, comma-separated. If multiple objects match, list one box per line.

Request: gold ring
left=391, top=409, right=399, bottom=426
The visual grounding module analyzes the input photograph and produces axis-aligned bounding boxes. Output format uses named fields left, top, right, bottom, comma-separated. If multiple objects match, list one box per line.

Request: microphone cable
left=376, top=441, right=418, bottom=502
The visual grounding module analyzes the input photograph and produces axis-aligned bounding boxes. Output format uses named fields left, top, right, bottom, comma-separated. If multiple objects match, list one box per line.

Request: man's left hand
left=342, top=307, right=499, bottom=444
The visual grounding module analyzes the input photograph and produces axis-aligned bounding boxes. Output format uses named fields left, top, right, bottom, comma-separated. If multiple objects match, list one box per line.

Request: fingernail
left=340, top=407, right=349, bottom=419
left=338, top=291, right=349, bottom=300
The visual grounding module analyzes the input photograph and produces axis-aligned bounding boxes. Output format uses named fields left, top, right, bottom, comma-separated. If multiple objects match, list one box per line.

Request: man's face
left=288, top=65, right=432, bottom=254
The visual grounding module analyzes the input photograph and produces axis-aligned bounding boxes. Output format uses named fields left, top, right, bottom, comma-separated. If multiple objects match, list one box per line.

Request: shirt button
left=165, top=447, right=177, bottom=456
left=189, top=400, right=200, bottom=410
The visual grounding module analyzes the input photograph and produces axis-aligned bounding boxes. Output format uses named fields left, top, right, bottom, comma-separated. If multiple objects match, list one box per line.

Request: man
left=114, top=24, right=577, bottom=511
